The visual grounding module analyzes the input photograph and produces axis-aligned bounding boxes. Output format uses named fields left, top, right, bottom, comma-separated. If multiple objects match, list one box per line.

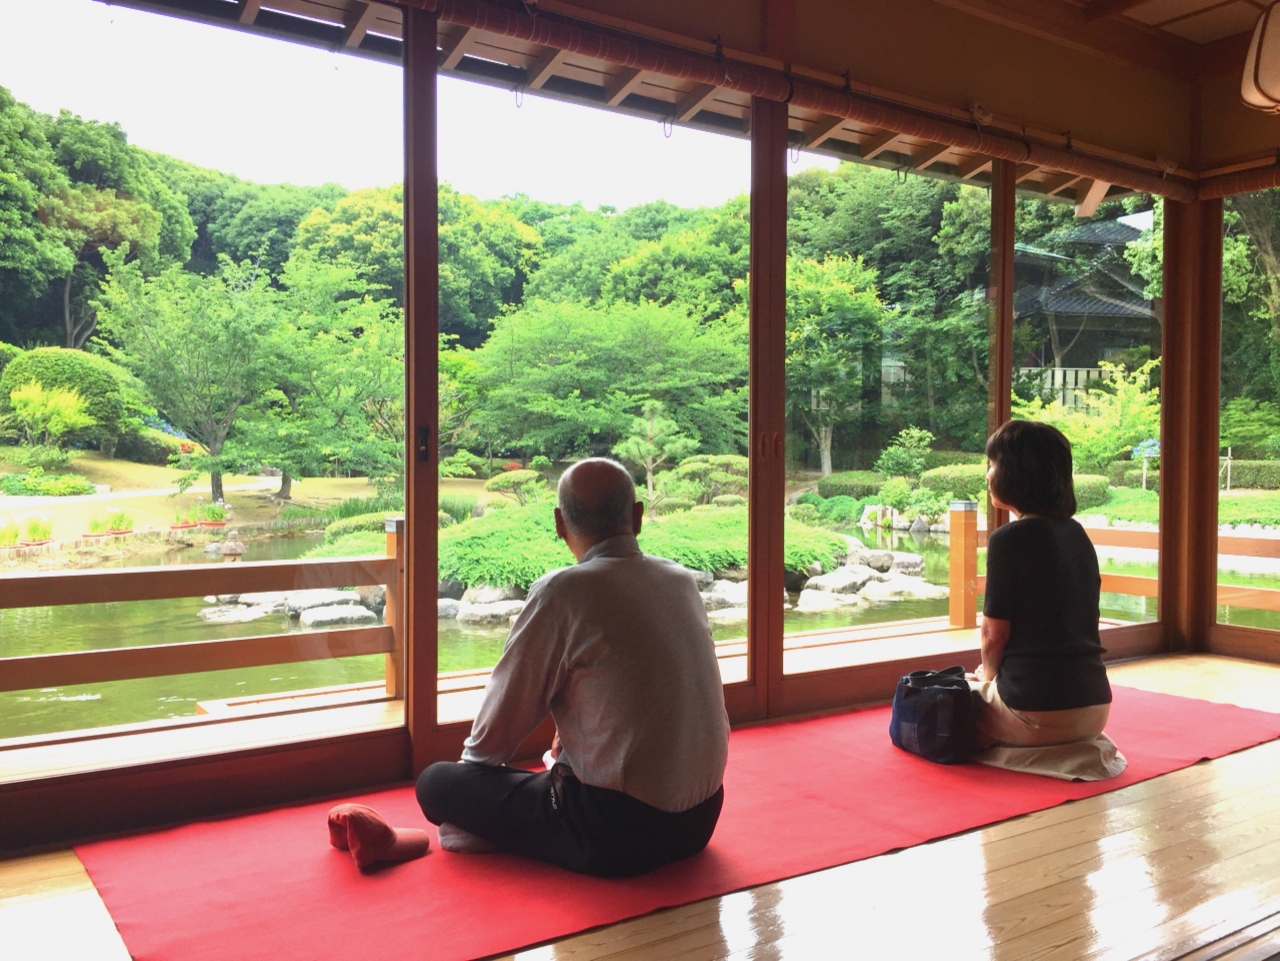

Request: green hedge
left=304, top=531, right=385, bottom=559
left=0, top=342, right=20, bottom=378
left=0, top=348, right=147, bottom=445
left=324, top=512, right=391, bottom=542
left=0, top=472, right=96, bottom=496
left=711, top=494, right=746, bottom=507
left=1227, top=461, right=1280, bottom=490
left=1074, top=474, right=1110, bottom=510
left=653, top=497, right=694, bottom=515
left=115, top=428, right=197, bottom=466
left=922, top=450, right=984, bottom=470
left=817, top=470, right=886, bottom=499
left=919, top=464, right=987, bottom=501
left=1122, top=468, right=1159, bottom=493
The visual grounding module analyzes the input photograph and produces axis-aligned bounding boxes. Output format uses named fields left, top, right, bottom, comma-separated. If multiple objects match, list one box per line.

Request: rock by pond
left=805, top=564, right=880, bottom=595
left=462, top=584, right=526, bottom=604
left=299, top=605, right=379, bottom=628
left=859, top=572, right=947, bottom=602
left=438, top=598, right=461, bottom=619
left=457, top=599, right=526, bottom=624
left=795, top=589, right=865, bottom=612
left=890, top=552, right=925, bottom=576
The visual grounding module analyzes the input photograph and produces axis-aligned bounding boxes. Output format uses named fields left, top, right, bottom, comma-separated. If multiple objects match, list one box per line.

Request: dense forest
left=3, top=82, right=1280, bottom=500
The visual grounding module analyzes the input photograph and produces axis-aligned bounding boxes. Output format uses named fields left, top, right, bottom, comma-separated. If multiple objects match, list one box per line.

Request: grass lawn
left=1096, top=486, right=1280, bottom=526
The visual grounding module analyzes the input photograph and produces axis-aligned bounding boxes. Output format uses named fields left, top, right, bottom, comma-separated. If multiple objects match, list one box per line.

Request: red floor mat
left=77, top=687, right=1280, bottom=961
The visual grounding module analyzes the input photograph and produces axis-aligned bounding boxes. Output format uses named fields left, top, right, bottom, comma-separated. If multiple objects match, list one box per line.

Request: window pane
left=1012, top=193, right=1161, bottom=626
left=1218, top=190, right=1280, bottom=628
left=782, top=156, right=990, bottom=675
left=0, top=4, right=405, bottom=743
left=434, top=73, right=752, bottom=720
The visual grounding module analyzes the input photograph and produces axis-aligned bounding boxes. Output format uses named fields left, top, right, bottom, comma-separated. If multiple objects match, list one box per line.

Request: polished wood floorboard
left=2, top=654, right=1278, bottom=961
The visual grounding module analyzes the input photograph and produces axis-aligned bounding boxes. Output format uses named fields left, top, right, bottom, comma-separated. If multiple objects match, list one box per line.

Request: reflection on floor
left=4, top=654, right=1280, bottom=961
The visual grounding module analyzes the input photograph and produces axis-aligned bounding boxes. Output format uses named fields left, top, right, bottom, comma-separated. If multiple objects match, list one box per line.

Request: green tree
left=875, top=426, right=935, bottom=477
left=95, top=252, right=282, bottom=501
left=784, top=255, right=886, bottom=476
left=612, top=400, right=698, bottom=502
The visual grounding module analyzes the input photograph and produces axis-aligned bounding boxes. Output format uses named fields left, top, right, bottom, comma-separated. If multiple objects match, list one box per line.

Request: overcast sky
left=0, top=0, right=836, bottom=209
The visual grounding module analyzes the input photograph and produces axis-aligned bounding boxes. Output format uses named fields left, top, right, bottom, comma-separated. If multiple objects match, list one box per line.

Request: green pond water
left=3, top=527, right=1271, bottom=740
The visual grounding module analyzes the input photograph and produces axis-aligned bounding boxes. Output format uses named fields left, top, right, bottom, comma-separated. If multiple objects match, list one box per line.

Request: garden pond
left=1, top=527, right=1262, bottom=740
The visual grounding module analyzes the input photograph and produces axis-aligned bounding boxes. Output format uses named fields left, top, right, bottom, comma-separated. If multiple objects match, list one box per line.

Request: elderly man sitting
left=416, top=457, right=729, bottom=877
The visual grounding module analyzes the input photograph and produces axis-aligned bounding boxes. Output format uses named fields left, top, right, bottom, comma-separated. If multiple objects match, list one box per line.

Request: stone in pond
left=795, top=589, right=863, bottom=613
left=679, top=566, right=714, bottom=590
left=357, top=584, right=386, bottom=614
left=438, top=578, right=465, bottom=600
left=702, top=579, right=748, bottom=611
left=462, top=584, right=526, bottom=604
left=438, top=598, right=460, bottom=619
left=237, top=591, right=290, bottom=610
left=891, top=552, right=925, bottom=576
left=198, top=604, right=281, bottom=624
left=859, top=572, right=947, bottom=602
left=865, top=550, right=893, bottom=573
left=284, top=589, right=362, bottom=617
left=910, top=516, right=929, bottom=534
left=299, top=605, right=379, bottom=628
left=804, top=564, right=878, bottom=594
left=456, top=599, right=526, bottom=624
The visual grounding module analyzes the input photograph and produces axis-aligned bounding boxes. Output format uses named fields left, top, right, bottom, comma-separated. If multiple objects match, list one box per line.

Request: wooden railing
left=0, top=518, right=406, bottom=698
left=947, top=503, right=1280, bottom=623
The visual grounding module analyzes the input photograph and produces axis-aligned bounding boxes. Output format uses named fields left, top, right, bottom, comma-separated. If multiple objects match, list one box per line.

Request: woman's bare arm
left=979, top=616, right=1011, bottom=681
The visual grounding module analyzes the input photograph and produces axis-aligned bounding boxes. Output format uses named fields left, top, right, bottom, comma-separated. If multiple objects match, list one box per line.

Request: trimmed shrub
left=1226, top=461, right=1280, bottom=490
left=1106, top=460, right=1130, bottom=486
left=1122, top=468, right=1159, bottom=493
left=439, top=449, right=488, bottom=478
left=484, top=469, right=548, bottom=504
left=877, top=477, right=913, bottom=513
left=789, top=503, right=821, bottom=525
left=657, top=454, right=748, bottom=505
left=817, top=470, right=886, bottom=499
left=0, top=444, right=74, bottom=471
left=439, top=503, right=571, bottom=589
left=922, top=450, right=984, bottom=470
left=304, top=531, right=385, bottom=559
left=0, top=342, right=21, bottom=378
left=115, top=427, right=202, bottom=466
left=652, top=497, right=694, bottom=515
left=1074, top=474, right=1110, bottom=510
left=919, top=464, right=987, bottom=501
left=0, top=348, right=148, bottom=446
left=711, top=494, right=746, bottom=507
left=439, top=510, right=456, bottom=528
left=324, top=512, right=391, bottom=542
left=0, top=472, right=95, bottom=496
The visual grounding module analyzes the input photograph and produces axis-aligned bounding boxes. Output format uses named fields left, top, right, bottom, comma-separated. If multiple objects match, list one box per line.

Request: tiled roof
left=1015, top=282, right=1154, bottom=319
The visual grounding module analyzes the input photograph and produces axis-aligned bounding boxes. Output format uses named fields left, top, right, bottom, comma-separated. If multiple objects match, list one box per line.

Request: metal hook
left=662, top=117, right=673, bottom=138
left=514, top=86, right=525, bottom=108
left=789, top=142, right=801, bottom=164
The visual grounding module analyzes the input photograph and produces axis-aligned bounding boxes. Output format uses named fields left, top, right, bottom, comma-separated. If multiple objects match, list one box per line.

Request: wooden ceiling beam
left=604, top=67, right=646, bottom=106
left=342, top=2, right=380, bottom=49
left=526, top=47, right=568, bottom=90
left=931, top=0, right=1193, bottom=81
left=674, top=83, right=720, bottom=122
left=1043, top=172, right=1085, bottom=196
left=912, top=143, right=952, bottom=171
left=956, top=155, right=994, bottom=179
left=237, top=0, right=261, bottom=25
left=440, top=26, right=479, bottom=70
left=1084, top=0, right=1154, bottom=21
left=860, top=130, right=900, bottom=161
left=1015, top=163, right=1041, bottom=183
left=1074, top=179, right=1112, bottom=217
left=803, top=115, right=847, bottom=149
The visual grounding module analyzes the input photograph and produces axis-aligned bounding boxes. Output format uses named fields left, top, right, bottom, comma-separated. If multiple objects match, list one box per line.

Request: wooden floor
left=4, top=654, right=1280, bottom=961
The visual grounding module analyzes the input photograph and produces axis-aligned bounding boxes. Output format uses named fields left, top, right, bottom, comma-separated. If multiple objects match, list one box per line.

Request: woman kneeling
left=972, top=419, right=1126, bottom=781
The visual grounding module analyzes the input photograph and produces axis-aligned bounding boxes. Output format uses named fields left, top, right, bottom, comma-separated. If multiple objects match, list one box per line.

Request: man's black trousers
left=416, top=761, right=724, bottom=877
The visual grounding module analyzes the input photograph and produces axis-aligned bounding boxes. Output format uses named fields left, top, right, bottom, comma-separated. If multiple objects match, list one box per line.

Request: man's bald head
left=557, top=458, right=637, bottom=540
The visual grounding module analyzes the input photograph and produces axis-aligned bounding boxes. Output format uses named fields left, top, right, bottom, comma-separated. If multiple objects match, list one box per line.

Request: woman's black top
left=982, top=516, right=1112, bottom=712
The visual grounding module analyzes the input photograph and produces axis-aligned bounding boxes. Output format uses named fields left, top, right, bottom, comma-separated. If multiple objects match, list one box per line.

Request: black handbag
left=888, top=666, right=979, bottom=764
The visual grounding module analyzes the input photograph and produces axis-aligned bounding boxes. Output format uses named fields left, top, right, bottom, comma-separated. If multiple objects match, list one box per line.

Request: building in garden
left=3, top=1, right=1280, bottom=959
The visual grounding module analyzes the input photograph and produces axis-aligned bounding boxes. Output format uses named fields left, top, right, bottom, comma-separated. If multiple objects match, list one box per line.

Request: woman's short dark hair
left=985, top=420, right=1077, bottom=519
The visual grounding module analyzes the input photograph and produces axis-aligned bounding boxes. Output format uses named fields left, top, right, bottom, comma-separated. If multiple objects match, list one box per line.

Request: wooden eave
left=93, top=0, right=1182, bottom=207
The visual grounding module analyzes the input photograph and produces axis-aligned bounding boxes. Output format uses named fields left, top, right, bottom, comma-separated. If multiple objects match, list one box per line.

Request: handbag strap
left=902, top=666, right=969, bottom=690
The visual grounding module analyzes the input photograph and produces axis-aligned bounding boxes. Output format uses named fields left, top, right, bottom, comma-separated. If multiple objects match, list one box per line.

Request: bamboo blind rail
left=0, top=626, right=395, bottom=693
left=0, top=556, right=396, bottom=610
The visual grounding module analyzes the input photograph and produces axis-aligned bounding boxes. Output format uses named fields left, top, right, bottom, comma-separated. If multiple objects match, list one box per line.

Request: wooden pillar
left=403, top=8, right=440, bottom=774
left=1159, top=198, right=1222, bottom=652
left=745, top=95, right=788, bottom=721
left=383, top=516, right=405, bottom=697
left=987, top=159, right=1016, bottom=533
left=948, top=501, right=979, bottom=629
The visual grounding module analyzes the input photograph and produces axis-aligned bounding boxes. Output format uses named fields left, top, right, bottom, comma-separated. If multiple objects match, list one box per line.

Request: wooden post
left=383, top=516, right=405, bottom=698
left=949, top=500, right=978, bottom=629
left=1160, top=198, right=1223, bottom=652
left=403, top=7, right=440, bottom=774
left=744, top=95, right=788, bottom=723
left=987, top=159, right=1015, bottom=534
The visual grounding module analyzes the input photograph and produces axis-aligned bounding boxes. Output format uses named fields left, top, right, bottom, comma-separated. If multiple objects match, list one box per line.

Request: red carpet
left=77, top=687, right=1280, bottom=961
